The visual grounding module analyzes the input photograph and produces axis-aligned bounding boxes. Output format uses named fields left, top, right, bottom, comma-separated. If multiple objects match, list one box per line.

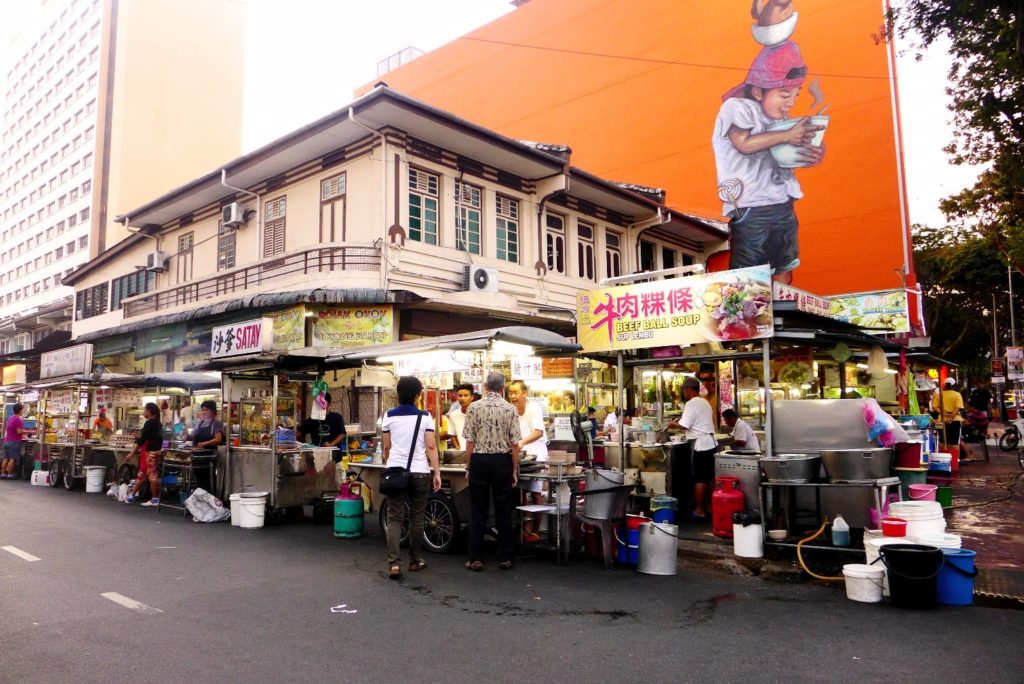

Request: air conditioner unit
left=145, top=251, right=169, bottom=272
left=464, top=265, right=499, bottom=293
left=221, top=202, right=246, bottom=228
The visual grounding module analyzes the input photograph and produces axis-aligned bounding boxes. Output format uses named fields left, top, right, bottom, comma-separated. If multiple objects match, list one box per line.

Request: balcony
left=123, top=244, right=380, bottom=318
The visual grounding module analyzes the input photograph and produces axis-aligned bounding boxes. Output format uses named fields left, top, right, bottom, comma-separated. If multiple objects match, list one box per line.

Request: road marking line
left=101, top=592, right=164, bottom=615
left=1, top=545, right=41, bottom=562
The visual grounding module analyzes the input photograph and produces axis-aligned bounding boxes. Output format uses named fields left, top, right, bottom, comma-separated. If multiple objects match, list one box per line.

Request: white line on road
left=1, top=545, right=41, bottom=562
left=101, top=592, right=164, bottom=615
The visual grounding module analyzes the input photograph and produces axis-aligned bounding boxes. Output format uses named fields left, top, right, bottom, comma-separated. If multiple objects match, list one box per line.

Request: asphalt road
left=2, top=481, right=1023, bottom=684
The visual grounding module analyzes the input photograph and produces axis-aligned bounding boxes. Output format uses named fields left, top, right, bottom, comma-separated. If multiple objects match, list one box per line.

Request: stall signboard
left=113, top=388, right=143, bottom=407
left=1007, top=348, right=1024, bottom=381
left=462, top=366, right=485, bottom=383
left=47, top=389, right=75, bottom=415
left=542, top=357, right=574, bottom=378
left=772, top=283, right=831, bottom=318
left=829, top=290, right=911, bottom=333
left=392, top=350, right=474, bottom=376
left=211, top=319, right=273, bottom=359
left=2, top=364, right=25, bottom=385
left=512, top=356, right=543, bottom=381
left=552, top=415, right=575, bottom=441
left=94, top=386, right=112, bottom=411
left=40, top=344, right=93, bottom=379
left=312, top=306, right=393, bottom=348
left=577, top=266, right=773, bottom=354
left=269, top=306, right=306, bottom=351
left=416, top=372, right=454, bottom=388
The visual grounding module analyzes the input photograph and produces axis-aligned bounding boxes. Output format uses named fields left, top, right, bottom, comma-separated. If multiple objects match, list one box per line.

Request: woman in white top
left=382, top=376, right=441, bottom=579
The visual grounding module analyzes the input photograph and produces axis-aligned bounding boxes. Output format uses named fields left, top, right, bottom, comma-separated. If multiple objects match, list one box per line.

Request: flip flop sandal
left=388, top=564, right=402, bottom=579
left=499, top=560, right=513, bottom=570
left=408, top=559, right=427, bottom=572
left=465, top=560, right=484, bottom=572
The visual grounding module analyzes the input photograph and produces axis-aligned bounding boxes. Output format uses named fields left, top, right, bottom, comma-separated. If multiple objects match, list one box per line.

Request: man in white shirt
left=443, top=383, right=474, bottom=449
left=667, top=376, right=718, bottom=518
left=508, top=379, right=548, bottom=543
left=722, top=408, right=760, bottom=452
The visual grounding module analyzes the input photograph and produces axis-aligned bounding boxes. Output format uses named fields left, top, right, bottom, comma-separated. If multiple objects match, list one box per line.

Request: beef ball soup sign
left=576, top=266, right=774, bottom=354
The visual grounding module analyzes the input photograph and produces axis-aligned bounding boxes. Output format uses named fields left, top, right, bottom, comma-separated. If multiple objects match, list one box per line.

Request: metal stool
left=157, top=456, right=217, bottom=517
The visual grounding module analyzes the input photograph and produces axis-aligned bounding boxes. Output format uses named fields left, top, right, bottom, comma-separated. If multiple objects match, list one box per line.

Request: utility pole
left=1010, top=264, right=1018, bottom=347
left=995, top=293, right=1007, bottom=421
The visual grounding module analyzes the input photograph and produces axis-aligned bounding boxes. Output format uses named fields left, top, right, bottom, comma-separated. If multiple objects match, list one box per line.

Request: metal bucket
left=637, top=522, right=678, bottom=575
left=584, top=469, right=624, bottom=519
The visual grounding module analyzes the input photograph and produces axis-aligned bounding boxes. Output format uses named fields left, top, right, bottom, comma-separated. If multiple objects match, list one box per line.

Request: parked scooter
left=998, top=416, right=1024, bottom=451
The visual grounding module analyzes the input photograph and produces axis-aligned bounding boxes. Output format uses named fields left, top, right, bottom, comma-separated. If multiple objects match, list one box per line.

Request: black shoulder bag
left=379, top=412, right=422, bottom=496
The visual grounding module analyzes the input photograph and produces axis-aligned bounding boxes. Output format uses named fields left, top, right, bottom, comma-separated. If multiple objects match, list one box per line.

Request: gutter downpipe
left=348, top=107, right=388, bottom=291
left=631, top=209, right=667, bottom=273
left=534, top=162, right=571, bottom=277
left=220, top=169, right=262, bottom=261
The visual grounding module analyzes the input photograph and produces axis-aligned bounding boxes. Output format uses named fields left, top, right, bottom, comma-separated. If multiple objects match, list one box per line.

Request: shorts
left=728, top=200, right=799, bottom=274
left=692, top=448, right=717, bottom=482
left=527, top=455, right=549, bottom=493
left=3, top=441, right=23, bottom=462
left=144, top=451, right=162, bottom=479
left=943, top=422, right=961, bottom=446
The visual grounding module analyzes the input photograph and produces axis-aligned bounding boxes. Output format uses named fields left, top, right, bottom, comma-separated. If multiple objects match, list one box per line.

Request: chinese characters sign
left=511, top=356, right=543, bottom=381
left=211, top=319, right=273, bottom=359
left=41, top=344, right=93, bottom=379
left=772, top=282, right=831, bottom=317
left=829, top=290, right=910, bottom=333
left=311, top=306, right=393, bottom=348
left=576, top=267, right=773, bottom=353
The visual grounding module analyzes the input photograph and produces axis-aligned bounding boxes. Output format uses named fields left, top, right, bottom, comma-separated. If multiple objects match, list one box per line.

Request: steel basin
left=760, top=453, right=820, bottom=482
left=819, top=448, right=892, bottom=481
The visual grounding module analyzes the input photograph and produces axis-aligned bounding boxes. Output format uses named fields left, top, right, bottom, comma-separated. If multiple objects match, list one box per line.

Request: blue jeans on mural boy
left=728, top=200, right=799, bottom=274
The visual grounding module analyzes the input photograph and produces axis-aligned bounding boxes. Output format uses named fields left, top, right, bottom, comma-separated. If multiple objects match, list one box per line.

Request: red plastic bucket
left=882, top=517, right=907, bottom=537
left=894, top=442, right=923, bottom=468
left=909, top=484, right=937, bottom=501
left=626, top=514, right=651, bottom=530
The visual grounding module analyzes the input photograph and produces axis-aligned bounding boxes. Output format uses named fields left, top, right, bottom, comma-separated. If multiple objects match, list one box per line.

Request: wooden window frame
left=454, top=180, right=482, bottom=255
left=606, top=230, right=622, bottom=279
left=495, top=194, right=519, bottom=264
left=407, top=166, right=439, bottom=245
left=545, top=212, right=566, bottom=275
left=263, top=196, right=286, bottom=259
left=177, top=231, right=194, bottom=283
left=319, top=172, right=347, bottom=242
left=577, top=221, right=595, bottom=281
left=217, top=221, right=236, bottom=271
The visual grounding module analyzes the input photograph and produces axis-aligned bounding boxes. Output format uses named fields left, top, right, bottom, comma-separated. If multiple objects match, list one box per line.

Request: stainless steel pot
left=279, top=453, right=306, bottom=476
left=819, top=448, right=892, bottom=482
left=760, top=453, right=820, bottom=482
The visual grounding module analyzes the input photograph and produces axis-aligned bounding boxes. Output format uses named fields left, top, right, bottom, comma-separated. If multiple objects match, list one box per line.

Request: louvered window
left=408, top=168, right=438, bottom=245
left=111, top=270, right=154, bottom=310
left=321, top=173, right=346, bottom=201
left=606, top=231, right=621, bottom=278
left=577, top=222, right=595, bottom=280
left=496, top=195, right=519, bottom=263
left=177, top=231, right=194, bottom=282
left=454, top=181, right=481, bottom=255
left=218, top=222, right=236, bottom=271
left=545, top=213, right=566, bottom=275
left=264, top=197, right=286, bottom=258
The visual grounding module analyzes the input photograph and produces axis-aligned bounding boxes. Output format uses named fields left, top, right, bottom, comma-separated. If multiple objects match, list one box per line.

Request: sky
left=1, top=0, right=984, bottom=229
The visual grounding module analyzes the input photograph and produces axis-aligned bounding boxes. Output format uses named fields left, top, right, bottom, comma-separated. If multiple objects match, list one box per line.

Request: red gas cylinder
left=712, top=476, right=745, bottom=538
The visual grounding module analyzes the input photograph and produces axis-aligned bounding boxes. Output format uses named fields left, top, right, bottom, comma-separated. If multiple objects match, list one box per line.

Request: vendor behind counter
left=297, top=392, right=346, bottom=457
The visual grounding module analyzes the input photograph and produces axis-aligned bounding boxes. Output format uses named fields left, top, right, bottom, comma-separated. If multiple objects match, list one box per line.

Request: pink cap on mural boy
left=721, top=40, right=807, bottom=101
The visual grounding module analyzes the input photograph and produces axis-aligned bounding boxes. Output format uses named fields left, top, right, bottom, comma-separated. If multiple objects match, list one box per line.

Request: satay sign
left=210, top=318, right=274, bottom=359
left=576, top=266, right=774, bottom=354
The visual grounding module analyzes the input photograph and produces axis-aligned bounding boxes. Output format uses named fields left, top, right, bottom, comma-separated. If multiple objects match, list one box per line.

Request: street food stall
left=324, top=326, right=583, bottom=554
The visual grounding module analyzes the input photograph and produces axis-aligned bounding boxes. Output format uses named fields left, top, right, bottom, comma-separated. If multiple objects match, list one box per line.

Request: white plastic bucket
left=732, top=523, right=764, bottom=558
left=887, top=500, right=946, bottom=540
left=84, top=466, right=106, bottom=493
left=843, top=563, right=885, bottom=603
left=30, top=470, right=49, bottom=486
left=229, top=493, right=242, bottom=526
left=912, top=532, right=962, bottom=549
left=637, top=522, right=678, bottom=575
left=233, top=492, right=268, bottom=529
left=865, top=537, right=905, bottom=596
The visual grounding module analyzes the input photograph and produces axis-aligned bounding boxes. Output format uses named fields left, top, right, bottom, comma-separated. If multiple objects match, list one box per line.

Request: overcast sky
left=1, top=0, right=983, bottom=229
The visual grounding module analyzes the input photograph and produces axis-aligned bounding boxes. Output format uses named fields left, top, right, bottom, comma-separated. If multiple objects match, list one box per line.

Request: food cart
left=324, top=326, right=583, bottom=554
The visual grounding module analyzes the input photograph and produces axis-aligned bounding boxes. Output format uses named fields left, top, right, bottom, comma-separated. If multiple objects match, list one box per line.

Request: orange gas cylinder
left=712, top=476, right=745, bottom=538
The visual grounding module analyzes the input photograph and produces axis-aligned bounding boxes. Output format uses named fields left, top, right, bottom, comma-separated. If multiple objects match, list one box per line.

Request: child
left=712, top=40, right=824, bottom=283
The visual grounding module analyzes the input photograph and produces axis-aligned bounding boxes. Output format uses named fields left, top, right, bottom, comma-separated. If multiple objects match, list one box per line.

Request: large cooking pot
left=279, top=452, right=307, bottom=476
left=760, top=453, right=820, bottom=482
left=819, top=448, right=892, bottom=482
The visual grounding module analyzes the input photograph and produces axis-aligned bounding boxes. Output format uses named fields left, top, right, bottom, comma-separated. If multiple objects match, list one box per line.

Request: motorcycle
left=998, top=416, right=1024, bottom=451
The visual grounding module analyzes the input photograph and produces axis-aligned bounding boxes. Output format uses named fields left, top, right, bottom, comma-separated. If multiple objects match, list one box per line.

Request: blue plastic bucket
left=615, top=528, right=640, bottom=566
left=651, top=496, right=677, bottom=524
left=937, top=548, right=977, bottom=605
left=652, top=508, right=677, bottom=524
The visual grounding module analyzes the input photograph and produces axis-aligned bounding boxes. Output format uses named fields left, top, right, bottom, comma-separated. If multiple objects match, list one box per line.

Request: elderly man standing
left=667, top=376, right=718, bottom=519
left=463, top=371, right=521, bottom=571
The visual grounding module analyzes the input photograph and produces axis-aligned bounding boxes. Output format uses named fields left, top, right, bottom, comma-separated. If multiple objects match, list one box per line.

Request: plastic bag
left=184, top=487, right=231, bottom=523
left=106, top=483, right=119, bottom=498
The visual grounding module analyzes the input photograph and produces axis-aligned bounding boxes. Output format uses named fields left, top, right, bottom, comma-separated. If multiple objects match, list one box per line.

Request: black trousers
left=468, top=452, right=514, bottom=562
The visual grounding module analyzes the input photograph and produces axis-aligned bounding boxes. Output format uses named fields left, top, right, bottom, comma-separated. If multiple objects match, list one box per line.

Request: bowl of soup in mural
left=767, top=115, right=829, bottom=168
left=701, top=277, right=773, bottom=341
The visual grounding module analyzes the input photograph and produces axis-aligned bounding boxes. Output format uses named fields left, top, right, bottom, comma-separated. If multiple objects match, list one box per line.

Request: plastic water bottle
left=831, top=514, right=850, bottom=547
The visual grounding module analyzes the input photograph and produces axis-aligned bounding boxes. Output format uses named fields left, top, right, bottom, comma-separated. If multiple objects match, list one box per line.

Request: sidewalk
left=675, top=431, right=1024, bottom=608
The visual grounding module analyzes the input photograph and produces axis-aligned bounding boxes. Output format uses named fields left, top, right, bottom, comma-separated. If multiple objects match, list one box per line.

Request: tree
left=889, top=1, right=1024, bottom=266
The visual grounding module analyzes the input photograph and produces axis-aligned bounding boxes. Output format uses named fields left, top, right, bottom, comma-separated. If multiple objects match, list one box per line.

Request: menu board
left=113, top=388, right=144, bottom=407
left=542, top=357, right=574, bottom=378
left=47, top=389, right=75, bottom=415
left=511, top=357, right=543, bottom=381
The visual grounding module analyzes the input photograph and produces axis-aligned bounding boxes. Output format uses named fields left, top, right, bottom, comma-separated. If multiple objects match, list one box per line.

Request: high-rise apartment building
left=0, top=0, right=245, bottom=356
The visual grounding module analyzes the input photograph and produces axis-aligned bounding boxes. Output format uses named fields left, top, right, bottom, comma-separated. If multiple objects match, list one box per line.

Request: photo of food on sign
left=576, top=266, right=773, bottom=354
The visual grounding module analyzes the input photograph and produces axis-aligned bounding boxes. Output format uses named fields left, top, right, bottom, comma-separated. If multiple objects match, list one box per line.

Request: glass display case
left=239, top=397, right=274, bottom=446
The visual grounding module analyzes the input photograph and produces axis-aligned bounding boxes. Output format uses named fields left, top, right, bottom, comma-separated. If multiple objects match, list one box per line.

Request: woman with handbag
left=381, top=376, right=441, bottom=579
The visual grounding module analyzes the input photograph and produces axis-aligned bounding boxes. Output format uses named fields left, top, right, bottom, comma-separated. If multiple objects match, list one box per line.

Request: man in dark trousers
left=298, top=392, right=347, bottom=461
left=462, top=371, right=521, bottom=571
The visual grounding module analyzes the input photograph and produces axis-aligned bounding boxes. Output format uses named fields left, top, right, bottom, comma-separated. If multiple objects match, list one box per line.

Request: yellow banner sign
left=269, top=306, right=306, bottom=351
left=576, top=266, right=773, bottom=353
left=312, top=306, right=393, bottom=348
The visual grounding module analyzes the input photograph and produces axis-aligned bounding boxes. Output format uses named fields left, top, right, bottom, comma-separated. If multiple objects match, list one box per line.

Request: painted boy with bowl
left=712, top=39, right=825, bottom=284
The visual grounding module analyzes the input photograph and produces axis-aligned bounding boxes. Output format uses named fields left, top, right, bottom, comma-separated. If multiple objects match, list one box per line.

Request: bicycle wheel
left=1018, top=447, right=1024, bottom=472
left=999, top=428, right=1019, bottom=451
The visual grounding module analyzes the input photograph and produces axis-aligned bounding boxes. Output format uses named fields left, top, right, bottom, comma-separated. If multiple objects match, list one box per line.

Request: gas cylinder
left=335, top=481, right=364, bottom=539
left=711, top=476, right=745, bottom=538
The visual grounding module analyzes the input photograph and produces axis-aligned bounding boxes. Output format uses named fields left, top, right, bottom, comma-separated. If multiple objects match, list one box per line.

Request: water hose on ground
left=796, top=517, right=845, bottom=582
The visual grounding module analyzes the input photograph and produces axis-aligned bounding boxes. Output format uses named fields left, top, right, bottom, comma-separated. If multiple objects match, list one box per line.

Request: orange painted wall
left=362, top=0, right=912, bottom=297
